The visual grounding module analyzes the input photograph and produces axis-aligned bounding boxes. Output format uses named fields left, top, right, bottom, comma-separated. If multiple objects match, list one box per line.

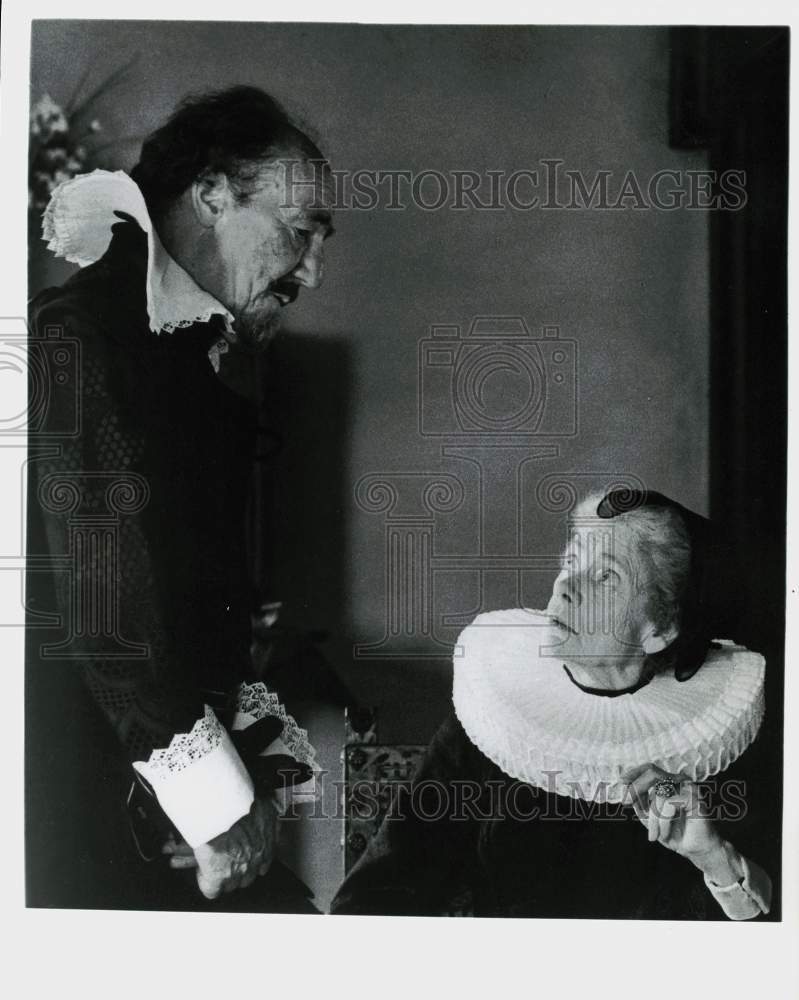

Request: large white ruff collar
left=42, top=169, right=234, bottom=336
left=452, top=609, right=765, bottom=803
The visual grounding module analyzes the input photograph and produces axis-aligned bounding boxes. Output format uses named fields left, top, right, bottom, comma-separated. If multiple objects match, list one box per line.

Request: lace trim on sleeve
left=235, top=681, right=318, bottom=772
left=140, top=705, right=224, bottom=776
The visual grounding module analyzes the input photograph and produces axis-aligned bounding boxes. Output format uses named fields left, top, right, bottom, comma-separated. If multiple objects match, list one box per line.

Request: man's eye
left=292, top=227, right=312, bottom=241
left=596, top=569, right=616, bottom=584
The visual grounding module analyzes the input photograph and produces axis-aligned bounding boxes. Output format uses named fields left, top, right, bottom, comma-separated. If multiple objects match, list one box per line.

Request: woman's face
left=544, top=519, right=659, bottom=671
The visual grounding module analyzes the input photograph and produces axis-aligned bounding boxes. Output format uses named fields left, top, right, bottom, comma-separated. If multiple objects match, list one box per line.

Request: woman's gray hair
left=571, top=491, right=692, bottom=663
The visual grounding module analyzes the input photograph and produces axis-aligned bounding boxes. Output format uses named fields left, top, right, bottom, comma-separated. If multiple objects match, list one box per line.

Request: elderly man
left=26, top=86, right=334, bottom=910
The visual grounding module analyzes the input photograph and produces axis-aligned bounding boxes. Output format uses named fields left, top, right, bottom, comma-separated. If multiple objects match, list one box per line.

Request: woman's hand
left=621, top=763, right=771, bottom=917
left=162, top=795, right=278, bottom=899
left=620, top=763, right=723, bottom=861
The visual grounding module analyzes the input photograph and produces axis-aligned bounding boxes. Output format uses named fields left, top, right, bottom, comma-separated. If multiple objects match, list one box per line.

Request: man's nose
left=292, top=242, right=324, bottom=289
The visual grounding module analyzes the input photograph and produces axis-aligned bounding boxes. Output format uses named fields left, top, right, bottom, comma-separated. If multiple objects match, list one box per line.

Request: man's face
left=544, top=520, right=657, bottom=669
left=210, top=151, right=335, bottom=351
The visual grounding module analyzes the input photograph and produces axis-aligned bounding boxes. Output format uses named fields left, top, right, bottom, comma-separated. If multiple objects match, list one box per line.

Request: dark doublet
left=25, top=222, right=287, bottom=909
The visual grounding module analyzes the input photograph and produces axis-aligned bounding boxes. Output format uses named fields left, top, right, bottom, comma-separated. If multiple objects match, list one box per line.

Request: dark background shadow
left=671, top=26, right=789, bottom=919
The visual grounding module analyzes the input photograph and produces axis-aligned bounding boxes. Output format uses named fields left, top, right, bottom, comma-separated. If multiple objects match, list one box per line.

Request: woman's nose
left=554, top=572, right=581, bottom=606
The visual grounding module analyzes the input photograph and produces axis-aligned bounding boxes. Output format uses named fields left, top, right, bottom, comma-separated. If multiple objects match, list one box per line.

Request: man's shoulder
left=30, top=262, right=109, bottom=332
left=29, top=228, right=149, bottom=342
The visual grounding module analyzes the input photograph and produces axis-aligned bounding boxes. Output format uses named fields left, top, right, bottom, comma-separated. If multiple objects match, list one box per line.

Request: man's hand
left=163, top=796, right=278, bottom=899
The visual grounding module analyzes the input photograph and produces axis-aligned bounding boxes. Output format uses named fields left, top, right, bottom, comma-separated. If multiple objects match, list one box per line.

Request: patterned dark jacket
left=27, top=219, right=258, bottom=762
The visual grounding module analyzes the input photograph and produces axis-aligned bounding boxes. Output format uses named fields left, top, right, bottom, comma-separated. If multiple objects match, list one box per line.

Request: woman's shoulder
left=425, top=710, right=508, bottom=784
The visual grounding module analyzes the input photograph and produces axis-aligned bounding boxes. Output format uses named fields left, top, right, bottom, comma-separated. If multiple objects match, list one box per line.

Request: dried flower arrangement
left=29, top=56, right=139, bottom=212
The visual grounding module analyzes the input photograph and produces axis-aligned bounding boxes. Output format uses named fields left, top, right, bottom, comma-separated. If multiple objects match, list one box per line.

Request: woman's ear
left=190, top=172, right=230, bottom=227
left=642, top=622, right=679, bottom=655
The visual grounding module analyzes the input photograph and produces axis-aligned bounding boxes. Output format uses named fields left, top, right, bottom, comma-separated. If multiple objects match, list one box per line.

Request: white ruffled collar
left=42, top=169, right=235, bottom=354
left=452, top=608, right=765, bottom=803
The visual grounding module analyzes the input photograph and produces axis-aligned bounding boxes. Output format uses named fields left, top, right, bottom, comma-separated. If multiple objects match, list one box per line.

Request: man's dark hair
left=130, top=85, right=323, bottom=220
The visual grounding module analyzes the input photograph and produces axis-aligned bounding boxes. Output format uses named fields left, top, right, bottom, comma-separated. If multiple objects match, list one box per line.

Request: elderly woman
left=331, top=490, right=773, bottom=919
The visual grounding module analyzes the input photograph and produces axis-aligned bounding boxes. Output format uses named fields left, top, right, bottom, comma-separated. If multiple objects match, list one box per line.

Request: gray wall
left=31, top=22, right=709, bottom=742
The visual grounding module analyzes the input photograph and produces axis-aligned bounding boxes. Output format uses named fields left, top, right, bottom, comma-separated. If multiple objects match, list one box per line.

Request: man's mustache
left=270, top=278, right=300, bottom=306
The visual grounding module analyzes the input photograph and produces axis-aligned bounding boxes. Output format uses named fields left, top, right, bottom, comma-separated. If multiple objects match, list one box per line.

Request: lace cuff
left=133, top=706, right=254, bottom=848
left=232, top=681, right=320, bottom=803
left=704, top=844, right=772, bottom=920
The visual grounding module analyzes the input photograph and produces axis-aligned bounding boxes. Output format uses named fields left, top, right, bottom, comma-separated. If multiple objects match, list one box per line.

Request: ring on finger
left=653, top=778, right=679, bottom=799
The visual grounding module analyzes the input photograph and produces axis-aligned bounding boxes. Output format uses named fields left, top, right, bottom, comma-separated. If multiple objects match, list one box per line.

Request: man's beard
left=228, top=299, right=283, bottom=353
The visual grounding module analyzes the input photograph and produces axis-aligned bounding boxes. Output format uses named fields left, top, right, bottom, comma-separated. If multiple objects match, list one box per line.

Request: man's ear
left=190, top=172, right=231, bottom=227
left=642, top=621, right=679, bottom=655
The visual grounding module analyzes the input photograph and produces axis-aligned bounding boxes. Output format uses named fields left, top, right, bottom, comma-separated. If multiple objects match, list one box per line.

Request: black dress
left=331, top=711, right=773, bottom=919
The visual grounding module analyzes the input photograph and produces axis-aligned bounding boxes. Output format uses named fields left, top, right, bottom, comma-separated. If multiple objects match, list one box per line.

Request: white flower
left=30, top=93, right=68, bottom=139
left=42, top=147, right=68, bottom=166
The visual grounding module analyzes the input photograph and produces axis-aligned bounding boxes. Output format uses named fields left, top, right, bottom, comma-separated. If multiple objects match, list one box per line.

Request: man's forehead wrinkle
left=273, top=155, right=331, bottom=179
left=248, top=155, right=332, bottom=193
left=246, top=167, right=283, bottom=203
left=274, top=185, right=335, bottom=220
left=295, top=179, right=336, bottom=212
left=275, top=204, right=334, bottom=237
left=274, top=156, right=335, bottom=203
